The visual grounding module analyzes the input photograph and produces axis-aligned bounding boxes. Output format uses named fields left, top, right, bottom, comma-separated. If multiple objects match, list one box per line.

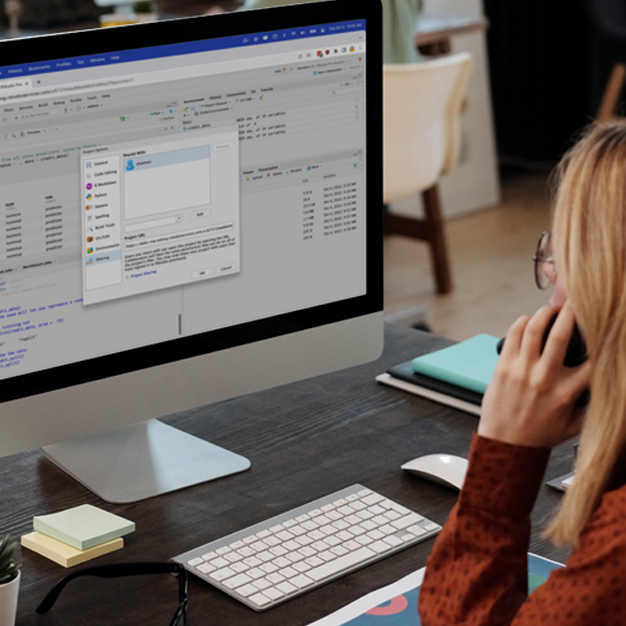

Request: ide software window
left=81, top=126, right=240, bottom=305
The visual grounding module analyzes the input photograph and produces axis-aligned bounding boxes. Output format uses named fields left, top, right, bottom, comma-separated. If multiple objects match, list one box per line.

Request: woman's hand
left=478, top=301, right=592, bottom=449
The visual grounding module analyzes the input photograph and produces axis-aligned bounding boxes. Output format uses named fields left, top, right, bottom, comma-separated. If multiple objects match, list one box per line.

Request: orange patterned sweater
left=418, top=433, right=626, bottom=625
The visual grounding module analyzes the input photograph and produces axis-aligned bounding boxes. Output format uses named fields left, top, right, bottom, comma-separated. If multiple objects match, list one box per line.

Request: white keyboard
left=172, top=484, right=441, bottom=611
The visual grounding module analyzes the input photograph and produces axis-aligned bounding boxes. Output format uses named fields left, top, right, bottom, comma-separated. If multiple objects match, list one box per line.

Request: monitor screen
left=0, top=0, right=383, bottom=501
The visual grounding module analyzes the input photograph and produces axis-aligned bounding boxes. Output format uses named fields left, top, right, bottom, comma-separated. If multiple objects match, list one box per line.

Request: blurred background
left=0, top=0, right=615, bottom=340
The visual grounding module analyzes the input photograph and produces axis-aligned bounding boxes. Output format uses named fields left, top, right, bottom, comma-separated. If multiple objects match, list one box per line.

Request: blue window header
left=0, top=19, right=365, bottom=80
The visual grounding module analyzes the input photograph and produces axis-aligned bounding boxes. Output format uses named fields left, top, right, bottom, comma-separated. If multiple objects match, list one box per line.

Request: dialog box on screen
left=80, top=126, right=240, bottom=305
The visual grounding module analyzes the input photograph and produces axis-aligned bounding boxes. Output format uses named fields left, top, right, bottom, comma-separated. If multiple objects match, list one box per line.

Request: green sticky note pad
left=34, top=504, right=135, bottom=550
left=411, top=334, right=499, bottom=394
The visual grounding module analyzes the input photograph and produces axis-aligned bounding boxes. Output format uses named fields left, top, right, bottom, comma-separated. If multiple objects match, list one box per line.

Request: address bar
left=0, top=43, right=364, bottom=104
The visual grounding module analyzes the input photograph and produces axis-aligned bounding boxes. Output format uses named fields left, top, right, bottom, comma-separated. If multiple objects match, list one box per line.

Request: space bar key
left=308, top=547, right=376, bottom=582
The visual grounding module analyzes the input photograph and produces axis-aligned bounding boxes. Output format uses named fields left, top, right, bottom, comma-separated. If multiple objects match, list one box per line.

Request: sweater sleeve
left=418, top=434, right=626, bottom=626
left=418, top=433, right=550, bottom=625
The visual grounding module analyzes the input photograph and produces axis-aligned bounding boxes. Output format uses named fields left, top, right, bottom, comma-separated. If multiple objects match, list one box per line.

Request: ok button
left=192, top=268, right=214, bottom=279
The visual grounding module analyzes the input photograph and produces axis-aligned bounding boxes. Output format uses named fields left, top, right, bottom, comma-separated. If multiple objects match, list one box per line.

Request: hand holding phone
left=497, top=312, right=590, bottom=407
left=479, top=303, right=592, bottom=448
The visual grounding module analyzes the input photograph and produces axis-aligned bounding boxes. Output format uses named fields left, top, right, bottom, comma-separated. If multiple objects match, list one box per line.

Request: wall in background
left=392, top=0, right=500, bottom=220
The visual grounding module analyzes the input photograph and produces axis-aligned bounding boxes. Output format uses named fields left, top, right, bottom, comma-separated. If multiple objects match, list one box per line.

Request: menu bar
left=0, top=19, right=366, bottom=81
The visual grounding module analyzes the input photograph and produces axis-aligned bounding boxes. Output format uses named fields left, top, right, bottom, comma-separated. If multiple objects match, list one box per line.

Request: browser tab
left=0, top=78, right=32, bottom=95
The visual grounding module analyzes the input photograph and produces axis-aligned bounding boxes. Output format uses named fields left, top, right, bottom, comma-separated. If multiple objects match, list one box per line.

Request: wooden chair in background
left=383, top=52, right=473, bottom=295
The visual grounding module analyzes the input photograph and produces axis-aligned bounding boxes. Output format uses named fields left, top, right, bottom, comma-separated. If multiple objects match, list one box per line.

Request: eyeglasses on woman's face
left=533, top=230, right=557, bottom=290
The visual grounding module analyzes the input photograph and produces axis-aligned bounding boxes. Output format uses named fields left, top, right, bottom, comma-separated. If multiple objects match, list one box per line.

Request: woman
left=418, top=122, right=626, bottom=624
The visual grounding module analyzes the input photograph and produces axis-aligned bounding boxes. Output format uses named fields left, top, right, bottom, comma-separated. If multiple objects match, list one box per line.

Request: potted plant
left=0, top=534, right=20, bottom=626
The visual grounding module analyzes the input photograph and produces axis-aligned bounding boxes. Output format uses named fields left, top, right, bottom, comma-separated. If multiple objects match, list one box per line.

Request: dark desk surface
left=3, top=324, right=573, bottom=625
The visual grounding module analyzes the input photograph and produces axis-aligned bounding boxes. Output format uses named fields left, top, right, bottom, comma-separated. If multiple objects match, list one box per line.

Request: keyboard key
left=231, top=561, right=249, bottom=573
left=237, top=584, right=259, bottom=598
left=265, top=572, right=285, bottom=585
left=384, top=510, right=401, bottom=521
left=247, top=568, right=265, bottom=580
left=308, top=546, right=375, bottom=581
left=197, top=563, right=215, bottom=574
left=249, top=593, right=271, bottom=608
left=293, top=561, right=312, bottom=573
left=362, top=493, right=384, bottom=506
left=383, top=535, right=403, bottom=548
left=369, top=540, right=391, bottom=554
left=276, top=581, right=297, bottom=595
left=263, top=587, right=285, bottom=601
left=252, top=577, right=271, bottom=590
left=223, top=573, right=253, bottom=590
left=238, top=546, right=256, bottom=558
left=367, top=529, right=385, bottom=541
left=209, top=567, right=237, bottom=582
left=290, top=574, right=314, bottom=589
left=279, top=566, right=298, bottom=578
left=392, top=514, right=424, bottom=530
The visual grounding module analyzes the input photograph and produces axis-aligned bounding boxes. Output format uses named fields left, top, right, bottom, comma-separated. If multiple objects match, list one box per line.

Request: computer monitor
left=0, top=0, right=383, bottom=503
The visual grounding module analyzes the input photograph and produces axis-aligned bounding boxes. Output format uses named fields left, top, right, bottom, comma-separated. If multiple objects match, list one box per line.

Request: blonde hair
left=547, top=122, right=626, bottom=546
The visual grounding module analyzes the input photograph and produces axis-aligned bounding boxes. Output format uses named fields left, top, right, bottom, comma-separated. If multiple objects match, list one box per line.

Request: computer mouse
left=401, top=453, right=468, bottom=490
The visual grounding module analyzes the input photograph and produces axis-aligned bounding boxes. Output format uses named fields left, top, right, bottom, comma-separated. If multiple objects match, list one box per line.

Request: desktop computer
left=0, top=0, right=383, bottom=503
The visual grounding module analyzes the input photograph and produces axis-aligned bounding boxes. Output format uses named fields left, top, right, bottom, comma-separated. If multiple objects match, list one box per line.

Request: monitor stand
left=42, top=419, right=250, bottom=503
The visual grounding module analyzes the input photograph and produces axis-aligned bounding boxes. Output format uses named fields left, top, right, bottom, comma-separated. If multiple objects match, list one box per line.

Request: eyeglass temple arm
left=36, top=561, right=183, bottom=614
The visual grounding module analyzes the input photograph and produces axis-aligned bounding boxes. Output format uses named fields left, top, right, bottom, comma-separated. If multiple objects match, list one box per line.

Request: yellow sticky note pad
left=21, top=531, right=123, bottom=568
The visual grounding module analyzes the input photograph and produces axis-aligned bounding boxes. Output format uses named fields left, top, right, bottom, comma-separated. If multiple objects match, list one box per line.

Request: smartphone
left=497, top=314, right=589, bottom=407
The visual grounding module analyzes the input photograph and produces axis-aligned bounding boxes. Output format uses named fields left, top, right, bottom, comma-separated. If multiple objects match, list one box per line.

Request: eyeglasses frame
left=36, top=561, right=188, bottom=626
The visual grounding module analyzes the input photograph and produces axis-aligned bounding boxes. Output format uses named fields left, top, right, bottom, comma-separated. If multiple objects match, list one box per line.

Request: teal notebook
left=411, top=334, right=499, bottom=395
left=33, top=504, right=135, bottom=550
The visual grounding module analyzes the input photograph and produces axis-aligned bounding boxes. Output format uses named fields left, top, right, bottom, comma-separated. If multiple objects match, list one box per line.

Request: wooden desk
left=4, top=324, right=573, bottom=625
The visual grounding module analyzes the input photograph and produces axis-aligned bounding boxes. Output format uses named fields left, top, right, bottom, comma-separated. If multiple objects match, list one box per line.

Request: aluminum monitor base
left=42, top=419, right=250, bottom=503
